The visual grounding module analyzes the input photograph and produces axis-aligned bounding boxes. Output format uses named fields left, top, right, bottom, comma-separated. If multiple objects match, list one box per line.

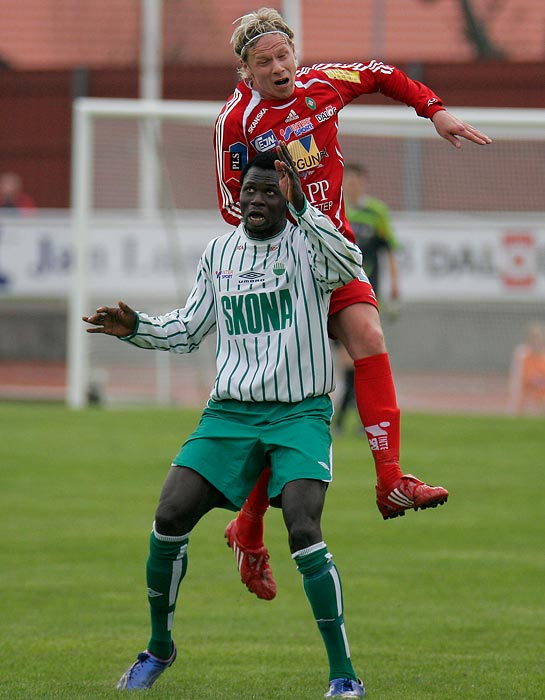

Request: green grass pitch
left=1, top=403, right=544, bottom=700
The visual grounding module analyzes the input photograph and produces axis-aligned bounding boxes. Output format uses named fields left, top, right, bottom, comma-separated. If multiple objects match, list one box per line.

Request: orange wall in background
left=1, top=0, right=545, bottom=70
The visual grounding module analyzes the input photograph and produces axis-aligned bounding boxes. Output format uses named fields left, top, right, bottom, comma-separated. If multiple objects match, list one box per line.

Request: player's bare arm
left=275, top=142, right=305, bottom=212
left=83, top=300, right=137, bottom=337
left=432, top=109, right=492, bottom=149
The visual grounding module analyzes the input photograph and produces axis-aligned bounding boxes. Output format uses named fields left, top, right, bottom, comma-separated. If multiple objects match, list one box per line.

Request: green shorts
left=172, top=396, right=334, bottom=510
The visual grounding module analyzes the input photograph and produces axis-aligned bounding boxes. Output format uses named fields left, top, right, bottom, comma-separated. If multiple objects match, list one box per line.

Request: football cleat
left=224, top=518, right=277, bottom=600
left=376, top=474, right=448, bottom=520
left=324, top=677, right=366, bottom=698
left=117, top=643, right=177, bottom=690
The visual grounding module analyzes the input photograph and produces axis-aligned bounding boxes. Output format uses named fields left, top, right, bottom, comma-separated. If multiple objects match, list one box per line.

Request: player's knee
left=356, top=321, right=385, bottom=355
left=344, top=321, right=385, bottom=358
left=154, top=500, right=185, bottom=536
left=287, top=518, right=322, bottom=553
left=331, top=304, right=386, bottom=357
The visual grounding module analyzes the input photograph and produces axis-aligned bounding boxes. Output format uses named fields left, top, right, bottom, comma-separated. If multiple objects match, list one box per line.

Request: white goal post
left=67, top=99, right=222, bottom=409
left=67, top=98, right=545, bottom=410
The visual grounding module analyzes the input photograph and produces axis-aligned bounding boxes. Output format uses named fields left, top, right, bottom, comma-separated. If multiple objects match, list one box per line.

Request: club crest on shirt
left=272, top=261, right=286, bottom=276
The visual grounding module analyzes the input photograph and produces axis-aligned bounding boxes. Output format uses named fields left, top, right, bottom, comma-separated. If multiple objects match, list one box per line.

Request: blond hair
left=231, top=7, right=296, bottom=78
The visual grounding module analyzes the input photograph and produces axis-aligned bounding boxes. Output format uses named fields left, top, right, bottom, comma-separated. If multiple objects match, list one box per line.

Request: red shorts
left=329, top=276, right=379, bottom=317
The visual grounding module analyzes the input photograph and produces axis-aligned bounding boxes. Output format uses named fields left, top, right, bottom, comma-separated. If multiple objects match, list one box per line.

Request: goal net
left=67, top=99, right=545, bottom=413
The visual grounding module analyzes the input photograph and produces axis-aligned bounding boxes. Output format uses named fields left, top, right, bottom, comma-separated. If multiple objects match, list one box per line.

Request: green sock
left=294, top=542, right=357, bottom=682
left=146, top=525, right=189, bottom=659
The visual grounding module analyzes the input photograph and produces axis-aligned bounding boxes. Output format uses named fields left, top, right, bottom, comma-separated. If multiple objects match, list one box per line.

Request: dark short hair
left=241, top=152, right=278, bottom=185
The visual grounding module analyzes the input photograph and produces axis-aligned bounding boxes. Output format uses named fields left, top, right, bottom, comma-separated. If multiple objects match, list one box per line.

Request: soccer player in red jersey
left=214, top=7, right=491, bottom=600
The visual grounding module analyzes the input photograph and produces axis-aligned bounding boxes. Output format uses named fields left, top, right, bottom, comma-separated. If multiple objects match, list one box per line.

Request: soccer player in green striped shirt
left=83, top=145, right=366, bottom=698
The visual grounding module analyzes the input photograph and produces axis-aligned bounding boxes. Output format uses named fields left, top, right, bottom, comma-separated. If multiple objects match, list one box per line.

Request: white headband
left=240, top=30, right=289, bottom=57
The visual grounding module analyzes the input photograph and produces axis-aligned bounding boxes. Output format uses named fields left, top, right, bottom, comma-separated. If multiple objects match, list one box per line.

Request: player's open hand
left=82, top=300, right=137, bottom=337
left=432, top=110, right=492, bottom=149
left=275, top=142, right=305, bottom=212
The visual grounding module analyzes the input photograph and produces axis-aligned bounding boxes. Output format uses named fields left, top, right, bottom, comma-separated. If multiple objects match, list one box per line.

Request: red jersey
left=214, top=60, right=444, bottom=241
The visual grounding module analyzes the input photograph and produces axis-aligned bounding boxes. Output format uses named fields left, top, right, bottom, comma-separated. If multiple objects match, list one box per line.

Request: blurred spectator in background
left=334, top=163, right=401, bottom=433
left=0, top=172, right=36, bottom=214
left=508, top=323, right=545, bottom=415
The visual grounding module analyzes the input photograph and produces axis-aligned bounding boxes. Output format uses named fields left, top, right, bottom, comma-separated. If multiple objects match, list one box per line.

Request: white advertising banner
left=1, top=211, right=544, bottom=301
left=393, top=214, right=545, bottom=301
left=0, top=212, right=227, bottom=300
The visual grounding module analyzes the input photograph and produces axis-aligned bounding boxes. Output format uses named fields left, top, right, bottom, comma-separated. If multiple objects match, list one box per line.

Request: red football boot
left=376, top=474, right=448, bottom=520
left=224, top=519, right=277, bottom=600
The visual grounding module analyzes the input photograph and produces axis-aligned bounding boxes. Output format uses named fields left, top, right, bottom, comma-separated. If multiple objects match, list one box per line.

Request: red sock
left=353, top=353, right=403, bottom=489
left=235, top=465, right=271, bottom=549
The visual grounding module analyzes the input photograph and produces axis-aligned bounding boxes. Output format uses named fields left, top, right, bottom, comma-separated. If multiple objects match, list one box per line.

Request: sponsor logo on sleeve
left=223, top=142, right=248, bottom=182
left=324, top=68, right=361, bottom=83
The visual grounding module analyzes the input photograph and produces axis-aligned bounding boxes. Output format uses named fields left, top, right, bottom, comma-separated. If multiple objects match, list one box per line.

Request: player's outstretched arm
left=83, top=300, right=137, bottom=337
left=275, top=142, right=305, bottom=212
left=432, top=110, right=492, bottom=149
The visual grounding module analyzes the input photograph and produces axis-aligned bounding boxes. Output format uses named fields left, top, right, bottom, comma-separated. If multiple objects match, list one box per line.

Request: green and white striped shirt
left=123, top=200, right=362, bottom=402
